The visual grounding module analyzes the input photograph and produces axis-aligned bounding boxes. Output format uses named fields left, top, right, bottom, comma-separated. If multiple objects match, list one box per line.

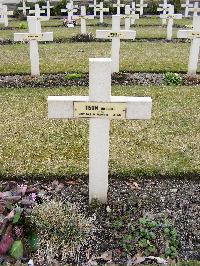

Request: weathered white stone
left=29, top=4, right=48, bottom=21
left=188, top=1, right=200, bottom=16
left=177, top=16, right=200, bottom=75
left=61, top=2, right=77, bottom=23
left=96, top=2, right=109, bottom=23
left=89, top=0, right=97, bottom=17
left=160, top=5, right=182, bottom=40
left=136, top=0, right=147, bottom=16
left=0, top=4, right=13, bottom=27
left=72, top=5, right=94, bottom=34
left=157, top=0, right=171, bottom=24
left=42, top=0, right=53, bottom=20
left=14, top=16, right=53, bottom=76
left=130, top=2, right=140, bottom=25
left=122, top=5, right=139, bottom=30
left=113, top=0, right=124, bottom=15
left=96, top=15, right=136, bottom=73
left=181, top=0, right=193, bottom=17
left=48, top=58, right=152, bottom=203
left=18, top=0, right=30, bottom=16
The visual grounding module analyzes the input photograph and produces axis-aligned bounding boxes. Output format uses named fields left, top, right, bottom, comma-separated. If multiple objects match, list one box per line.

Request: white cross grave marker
left=61, top=2, right=77, bottom=24
left=72, top=6, right=94, bottom=34
left=89, top=0, right=98, bottom=17
left=177, top=15, right=200, bottom=75
left=0, top=5, right=13, bottom=27
left=96, top=2, right=109, bottom=23
left=18, top=0, right=30, bottom=16
left=188, top=1, right=200, bottom=16
left=160, top=5, right=182, bottom=40
left=122, top=5, right=139, bottom=30
left=48, top=58, right=152, bottom=203
left=29, top=4, right=48, bottom=21
left=96, top=15, right=136, bottom=73
left=157, top=0, right=171, bottom=25
left=42, top=0, right=53, bottom=20
left=181, top=0, right=193, bottom=17
left=130, top=2, right=140, bottom=25
left=113, top=0, right=124, bottom=15
left=136, top=0, right=147, bottom=16
left=14, top=16, right=53, bottom=76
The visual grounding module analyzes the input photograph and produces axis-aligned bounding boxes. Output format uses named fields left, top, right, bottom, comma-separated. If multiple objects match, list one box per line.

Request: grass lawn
left=0, top=41, right=196, bottom=74
left=0, top=85, right=199, bottom=180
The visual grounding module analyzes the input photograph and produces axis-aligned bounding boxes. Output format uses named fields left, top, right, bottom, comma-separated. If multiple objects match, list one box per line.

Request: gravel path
left=0, top=72, right=200, bottom=88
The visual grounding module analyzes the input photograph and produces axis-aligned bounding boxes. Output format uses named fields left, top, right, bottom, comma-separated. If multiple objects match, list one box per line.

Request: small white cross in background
left=96, top=15, right=136, bottom=73
left=89, top=0, right=98, bottom=17
left=113, top=0, right=124, bottom=15
left=48, top=58, right=152, bottom=203
left=188, top=1, right=200, bottom=16
left=42, top=0, right=53, bottom=20
left=181, top=0, right=193, bottom=17
left=18, top=0, right=30, bottom=16
left=121, top=5, right=139, bottom=30
left=72, top=6, right=94, bottom=34
left=14, top=16, right=53, bottom=76
left=61, top=2, right=77, bottom=24
left=96, top=2, right=109, bottom=23
left=177, top=16, right=200, bottom=75
left=0, top=4, right=13, bottom=27
left=157, top=0, right=171, bottom=25
left=160, top=5, right=182, bottom=40
left=136, top=0, right=147, bottom=16
left=130, top=2, right=140, bottom=25
left=29, top=4, right=48, bottom=21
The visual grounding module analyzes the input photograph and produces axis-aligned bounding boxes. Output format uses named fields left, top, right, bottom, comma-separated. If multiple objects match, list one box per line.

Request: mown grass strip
left=0, top=85, right=199, bottom=180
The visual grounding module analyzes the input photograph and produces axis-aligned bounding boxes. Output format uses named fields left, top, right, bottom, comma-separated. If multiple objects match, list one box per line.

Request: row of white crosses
left=177, top=15, right=200, bottom=75
left=72, top=6, right=94, bottom=34
left=48, top=58, right=152, bottom=203
left=96, top=15, right=136, bottom=73
left=113, top=0, right=146, bottom=16
left=160, top=5, right=182, bottom=40
left=0, top=3, right=13, bottom=27
left=14, top=16, right=53, bottom=76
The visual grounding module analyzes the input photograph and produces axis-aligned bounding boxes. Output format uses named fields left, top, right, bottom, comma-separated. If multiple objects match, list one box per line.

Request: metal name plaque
left=74, top=102, right=126, bottom=119
left=188, top=32, right=200, bottom=38
left=107, top=32, right=125, bottom=38
left=24, top=34, right=43, bottom=41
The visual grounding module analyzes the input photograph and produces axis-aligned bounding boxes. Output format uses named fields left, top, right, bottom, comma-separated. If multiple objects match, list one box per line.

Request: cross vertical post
left=18, top=0, right=30, bottom=16
left=96, top=2, right=109, bottom=23
left=188, top=1, right=200, bottom=16
left=177, top=15, right=200, bottom=75
left=89, top=0, right=97, bottom=17
left=136, top=0, right=147, bottom=16
left=130, top=2, right=140, bottom=25
left=96, top=15, right=136, bottom=73
left=14, top=16, right=53, bottom=76
left=181, top=0, right=193, bottom=17
left=160, top=5, right=182, bottom=40
left=89, top=58, right=111, bottom=202
left=157, top=0, right=171, bottom=25
left=113, top=0, right=124, bottom=15
left=42, top=0, right=53, bottom=20
left=122, top=5, right=139, bottom=30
